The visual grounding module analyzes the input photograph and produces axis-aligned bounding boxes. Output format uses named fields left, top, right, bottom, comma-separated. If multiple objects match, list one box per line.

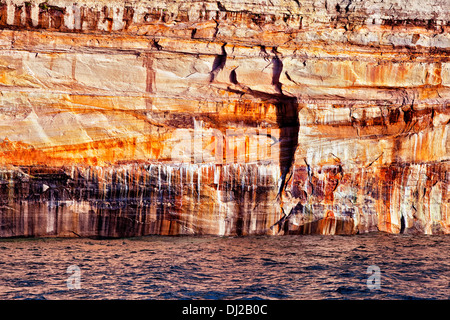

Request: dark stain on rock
left=123, top=6, right=135, bottom=30
left=210, top=43, right=227, bottom=82
left=271, top=47, right=283, bottom=94
left=275, top=96, right=299, bottom=196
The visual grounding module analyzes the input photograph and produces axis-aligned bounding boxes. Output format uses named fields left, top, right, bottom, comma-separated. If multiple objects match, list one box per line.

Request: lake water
left=0, top=233, right=448, bottom=300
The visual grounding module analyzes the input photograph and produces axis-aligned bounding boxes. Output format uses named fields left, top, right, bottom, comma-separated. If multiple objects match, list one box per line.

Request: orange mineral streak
left=0, top=136, right=167, bottom=166
left=0, top=138, right=52, bottom=166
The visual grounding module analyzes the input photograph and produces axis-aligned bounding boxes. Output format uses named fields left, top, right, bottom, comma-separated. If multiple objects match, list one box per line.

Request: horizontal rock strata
left=0, top=0, right=448, bottom=237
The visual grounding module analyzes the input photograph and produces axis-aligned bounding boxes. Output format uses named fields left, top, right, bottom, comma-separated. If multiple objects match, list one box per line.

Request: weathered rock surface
left=0, top=0, right=448, bottom=237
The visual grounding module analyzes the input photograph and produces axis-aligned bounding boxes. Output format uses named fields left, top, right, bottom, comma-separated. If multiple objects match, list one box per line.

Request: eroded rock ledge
left=0, top=0, right=448, bottom=237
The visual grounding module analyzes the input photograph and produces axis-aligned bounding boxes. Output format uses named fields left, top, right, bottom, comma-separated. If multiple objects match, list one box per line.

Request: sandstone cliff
left=0, top=0, right=448, bottom=237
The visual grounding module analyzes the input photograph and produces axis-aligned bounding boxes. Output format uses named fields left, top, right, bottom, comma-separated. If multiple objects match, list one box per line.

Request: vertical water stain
left=144, top=52, right=155, bottom=95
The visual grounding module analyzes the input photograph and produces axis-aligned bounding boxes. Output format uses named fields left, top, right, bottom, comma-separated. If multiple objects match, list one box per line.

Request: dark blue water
left=0, top=233, right=448, bottom=299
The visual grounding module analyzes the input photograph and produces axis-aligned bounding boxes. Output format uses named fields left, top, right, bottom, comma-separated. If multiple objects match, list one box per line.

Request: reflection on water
left=0, top=233, right=448, bottom=299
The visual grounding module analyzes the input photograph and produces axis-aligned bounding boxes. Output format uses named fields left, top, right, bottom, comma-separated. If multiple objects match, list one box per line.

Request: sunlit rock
left=0, top=0, right=448, bottom=237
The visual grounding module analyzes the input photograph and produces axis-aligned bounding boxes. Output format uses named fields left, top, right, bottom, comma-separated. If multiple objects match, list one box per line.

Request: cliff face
left=0, top=0, right=448, bottom=237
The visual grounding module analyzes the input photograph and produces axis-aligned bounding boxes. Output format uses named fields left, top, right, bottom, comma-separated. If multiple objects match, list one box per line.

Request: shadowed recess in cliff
left=268, top=93, right=299, bottom=234
left=275, top=96, right=299, bottom=198
left=270, top=47, right=299, bottom=198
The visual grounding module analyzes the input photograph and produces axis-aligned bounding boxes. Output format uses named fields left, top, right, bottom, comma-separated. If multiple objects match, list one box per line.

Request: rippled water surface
left=0, top=233, right=448, bottom=299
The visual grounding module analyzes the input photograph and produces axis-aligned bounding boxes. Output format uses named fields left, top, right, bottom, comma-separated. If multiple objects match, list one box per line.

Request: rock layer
left=0, top=0, right=448, bottom=237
